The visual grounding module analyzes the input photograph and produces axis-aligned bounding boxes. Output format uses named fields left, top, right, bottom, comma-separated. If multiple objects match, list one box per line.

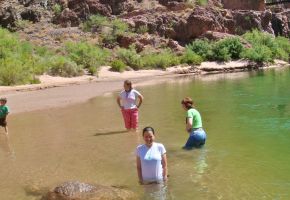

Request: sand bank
left=0, top=60, right=288, bottom=114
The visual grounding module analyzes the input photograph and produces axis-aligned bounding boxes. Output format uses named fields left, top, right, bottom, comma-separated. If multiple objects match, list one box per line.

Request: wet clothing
left=136, top=142, right=166, bottom=183
left=184, top=128, right=206, bottom=149
left=184, top=108, right=206, bottom=148
left=0, top=105, right=9, bottom=127
left=119, top=89, right=141, bottom=110
left=119, top=89, right=142, bottom=129
left=121, top=108, right=138, bottom=129
left=0, top=117, right=7, bottom=127
left=186, top=108, right=202, bottom=129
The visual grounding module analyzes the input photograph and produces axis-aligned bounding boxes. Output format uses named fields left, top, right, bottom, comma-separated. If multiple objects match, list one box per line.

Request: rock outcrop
left=0, top=0, right=289, bottom=50
left=222, top=0, right=265, bottom=11
left=42, top=181, right=137, bottom=200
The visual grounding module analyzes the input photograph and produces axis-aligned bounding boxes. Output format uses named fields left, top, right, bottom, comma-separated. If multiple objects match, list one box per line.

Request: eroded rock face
left=222, top=0, right=265, bottom=11
left=272, top=11, right=290, bottom=37
left=174, top=7, right=224, bottom=41
left=42, top=181, right=137, bottom=200
left=0, top=6, right=18, bottom=28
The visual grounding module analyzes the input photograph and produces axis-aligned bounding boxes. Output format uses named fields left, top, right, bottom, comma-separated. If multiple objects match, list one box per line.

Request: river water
left=0, top=68, right=290, bottom=200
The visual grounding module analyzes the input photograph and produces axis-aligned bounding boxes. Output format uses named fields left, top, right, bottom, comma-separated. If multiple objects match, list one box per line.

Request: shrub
left=15, top=20, right=32, bottom=30
left=196, top=0, right=208, bottom=6
left=242, top=30, right=289, bottom=62
left=241, top=45, right=273, bottom=63
left=141, top=49, right=180, bottom=69
left=210, top=37, right=244, bottom=61
left=65, top=42, right=110, bottom=74
left=209, top=42, right=230, bottom=62
left=111, top=18, right=129, bottom=36
left=81, top=14, right=109, bottom=32
left=116, top=46, right=143, bottom=70
left=111, top=59, right=127, bottom=72
left=135, top=25, right=148, bottom=34
left=47, top=56, right=83, bottom=77
left=0, top=57, right=33, bottom=86
left=180, top=49, right=203, bottom=65
left=53, top=4, right=62, bottom=16
left=186, top=39, right=211, bottom=60
left=274, top=36, right=290, bottom=61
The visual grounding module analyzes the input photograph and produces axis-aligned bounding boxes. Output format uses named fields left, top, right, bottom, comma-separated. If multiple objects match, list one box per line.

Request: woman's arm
left=161, top=153, right=168, bottom=181
left=137, top=94, right=143, bottom=108
left=186, top=117, right=193, bottom=133
left=136, top=156, right=143, bottom=184
left=116, top=96, right=123, bottom=109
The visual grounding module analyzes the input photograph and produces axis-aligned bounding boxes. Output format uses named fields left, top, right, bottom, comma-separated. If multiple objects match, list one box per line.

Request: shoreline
left=1, top=60, right=289, bottom=114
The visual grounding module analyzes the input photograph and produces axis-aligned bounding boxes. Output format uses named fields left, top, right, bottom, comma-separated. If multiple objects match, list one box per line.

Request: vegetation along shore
left=0, top=0, right=289, bottom=107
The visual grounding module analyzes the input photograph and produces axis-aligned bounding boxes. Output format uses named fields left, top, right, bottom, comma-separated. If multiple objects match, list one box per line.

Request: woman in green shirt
left=181, top=97, right=206, bottom=149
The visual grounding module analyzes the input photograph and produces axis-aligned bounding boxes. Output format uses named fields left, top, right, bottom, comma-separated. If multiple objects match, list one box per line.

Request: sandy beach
left=0, top=60, right=288, bottom=114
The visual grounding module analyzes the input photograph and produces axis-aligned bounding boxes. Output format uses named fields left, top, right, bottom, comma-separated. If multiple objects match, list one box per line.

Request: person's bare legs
left=4, top=126, right=8, bottom=135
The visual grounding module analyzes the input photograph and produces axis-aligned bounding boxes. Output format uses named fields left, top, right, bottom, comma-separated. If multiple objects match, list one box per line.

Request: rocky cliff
left=0, top=0, right=289, bottom=50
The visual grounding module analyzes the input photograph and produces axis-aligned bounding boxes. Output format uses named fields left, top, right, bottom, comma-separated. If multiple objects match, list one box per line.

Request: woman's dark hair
left=142, top=126, right=155, bottom=136
left=124, top=80, right=132, bottom=91
left=181, top=97, right=194, bottom=109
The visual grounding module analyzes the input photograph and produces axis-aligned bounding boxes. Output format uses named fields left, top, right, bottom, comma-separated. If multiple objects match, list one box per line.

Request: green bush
left=111, top=18, right=129, bottom=36
left=82, top=15, right=130, bottom=45
left=242, top=30, right=289, bottom=62
left=186, top=39, right=211, bottom=60
left=141, top=49, right=180, bottom=69
left=0, top=58, right=32, bottom=85
left=135, top=25, right=148, bottom=34
left=0, top=28, right=47, bottom=85
left=53, top=4, right=62, bottom=16
left=180, top=49, right=203, bottom=65
left=274, top=36, right=290, bottom=61
left=111, top=59, right=127, bottom=72
left=47, top=56, right=83, bottom=77
left=210, top=37, right=244, bottom=61
left=241, top=45, right=273, bottom=63
left=81, top=14, right=109, bottom=32
left=196, top=0, right=208, bottom=6
left=116, top=46, right=143, bottom=70
left=211, top=43, right=231, bottom=62
left=219, top=37, right=244, bottom=59
left=65, top=42, right=110, bottom=74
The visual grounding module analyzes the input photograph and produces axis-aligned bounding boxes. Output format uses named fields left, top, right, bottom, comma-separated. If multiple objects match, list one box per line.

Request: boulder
left=21, top=8, right=42, bottom=22
left=42, top=181, right=137, bottom=200
left=0, top=6, right=18, bottom=28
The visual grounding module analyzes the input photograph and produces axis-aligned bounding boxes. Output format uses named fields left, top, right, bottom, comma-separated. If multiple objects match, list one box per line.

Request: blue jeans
left=184, top=128, right=207, bottom=149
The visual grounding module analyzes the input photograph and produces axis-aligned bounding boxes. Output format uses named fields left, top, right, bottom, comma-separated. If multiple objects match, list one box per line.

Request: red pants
left=121, top=108, right=138, bottom=129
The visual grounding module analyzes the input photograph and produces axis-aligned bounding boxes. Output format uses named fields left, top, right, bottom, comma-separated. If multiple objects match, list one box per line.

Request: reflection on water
left=1, top=67, right=290, bottom=200
left=142, top=183, right=169, bottom=200
left=0, top=133, right=15, bottom=160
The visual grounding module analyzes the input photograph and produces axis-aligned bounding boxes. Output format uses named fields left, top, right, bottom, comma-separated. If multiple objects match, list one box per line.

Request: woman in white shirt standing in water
left=117, top=80, right=143, bottom=132
left=136, top=127, right=168, bottom=185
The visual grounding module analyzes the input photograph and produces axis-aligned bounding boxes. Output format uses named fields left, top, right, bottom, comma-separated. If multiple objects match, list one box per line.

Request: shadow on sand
left=94, top=130, right=128, bottom=137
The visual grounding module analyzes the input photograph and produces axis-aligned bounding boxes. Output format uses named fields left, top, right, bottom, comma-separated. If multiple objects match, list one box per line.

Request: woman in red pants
left=117, top=80, right=143, bottom=132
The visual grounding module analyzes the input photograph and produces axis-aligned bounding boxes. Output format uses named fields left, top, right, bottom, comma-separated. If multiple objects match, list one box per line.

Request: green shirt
left=0, top=105, right=9, bottom=118
left=187, top=108, right=202, bottom=129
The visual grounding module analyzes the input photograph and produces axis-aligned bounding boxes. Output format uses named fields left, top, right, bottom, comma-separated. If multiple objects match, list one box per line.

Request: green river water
left=0, top=67, right=289, bottom=200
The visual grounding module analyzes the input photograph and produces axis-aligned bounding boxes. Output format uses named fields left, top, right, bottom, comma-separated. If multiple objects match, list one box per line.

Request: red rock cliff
left=222, top=0, right=265, bottom=11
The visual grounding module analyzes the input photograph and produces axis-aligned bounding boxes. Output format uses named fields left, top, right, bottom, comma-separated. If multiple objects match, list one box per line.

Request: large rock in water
left=42, top=181, right=137, bottom=200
